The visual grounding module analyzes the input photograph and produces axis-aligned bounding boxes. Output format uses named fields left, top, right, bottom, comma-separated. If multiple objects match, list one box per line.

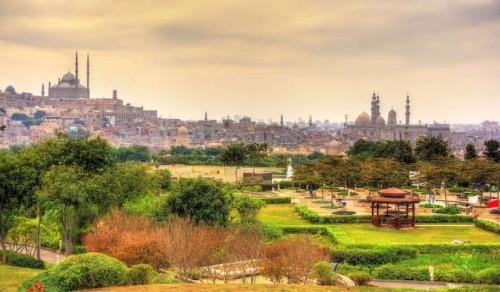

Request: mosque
left=47, top=52, right=90, bottom=99
left=346, top=93, right=450, bottom=144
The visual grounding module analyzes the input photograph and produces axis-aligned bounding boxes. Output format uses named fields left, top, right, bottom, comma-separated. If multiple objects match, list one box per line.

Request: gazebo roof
left=368, top=196, right=420, bottom=203
left=368, top=187, right=420, bottom=203
left=379, top=187, right=408, bottom=198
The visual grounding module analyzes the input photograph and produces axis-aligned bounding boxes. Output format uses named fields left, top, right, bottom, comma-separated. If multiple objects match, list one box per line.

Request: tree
left=262, top=235, right=329, bottom=284
left=162, top=178, right=233, bottom=226
left=0, top=151, right=23, bottom=262
left=245, top=143, right=268, bottom=174
left=415, top=136, right=449, bottom=161
left=465, top=144, right=478, bottom=160
left=360, top=158, right=409, bottom=188
left=484, top=140, right=500, bottom=162
left=154, top=168, right=172, bottom=192
left=38, top=165, right=84, bottom=255
left=418, top=159, right=459, bottom=207
left=220, top=143, right=248, bottom=184
left=233, top=195, right=265, bottom=222
left=114, top=145, right=152, bottom=162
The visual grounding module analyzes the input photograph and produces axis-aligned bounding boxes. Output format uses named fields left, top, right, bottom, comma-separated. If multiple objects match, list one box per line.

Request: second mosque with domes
left=346, top=93, right=450, bottom=144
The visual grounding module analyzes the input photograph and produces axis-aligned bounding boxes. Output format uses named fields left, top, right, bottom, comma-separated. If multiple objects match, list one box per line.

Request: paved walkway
left=5, top=244, right=66, bottom=264
left=368, top=279, right=497, bottom=289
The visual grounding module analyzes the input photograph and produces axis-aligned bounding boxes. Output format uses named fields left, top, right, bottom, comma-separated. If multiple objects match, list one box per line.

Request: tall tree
left=245, top=143, right=268, bottom=174
left=415, top=136, right=449, bottom=161
left=464, top=144, right=478, bottom=160
left=220, top=143, right=248, bottom=184
left=0, top=151, right=22, bottom=262
left=162, top=178, right=233, bottom=226
left=484, top=140, right=500, bottom=162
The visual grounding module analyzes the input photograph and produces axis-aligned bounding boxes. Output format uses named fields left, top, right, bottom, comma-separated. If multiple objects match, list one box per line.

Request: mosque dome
left=5, top=85, right=16, bottom=94
left=376, top=115, right=386, bottom=126
left=355, top=112, right=371, bottom=126
left=388, top=109, right=397, bottom=125
left=61, top=72, right=76, bottom=82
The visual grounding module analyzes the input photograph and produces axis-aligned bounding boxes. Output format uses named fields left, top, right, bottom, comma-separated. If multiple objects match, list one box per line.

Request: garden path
left=5, top=244, right=66, bottom=264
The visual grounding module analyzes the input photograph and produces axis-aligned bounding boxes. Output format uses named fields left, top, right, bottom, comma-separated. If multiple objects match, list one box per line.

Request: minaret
left=280, top=114, right=284, bottom=127
left=75, top=51, right=79, bottom=86
left=405, top=94, right=410, bottom=126
left=376, top=94, right=380, bottom=120
left=86, top=53, right=90, bottom=97
left=48, top=82, right=51, bottom=97
left=204, top=111, right=208, bottom=121
left=370, top=92, right=377, bottom=124
left=308, top=115, right=313, bottom=128
left=41, top=84, right=45, bottom=97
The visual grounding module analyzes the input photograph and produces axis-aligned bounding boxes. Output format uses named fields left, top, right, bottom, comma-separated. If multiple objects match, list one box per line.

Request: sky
left=0, top=0, right=499, bottom=124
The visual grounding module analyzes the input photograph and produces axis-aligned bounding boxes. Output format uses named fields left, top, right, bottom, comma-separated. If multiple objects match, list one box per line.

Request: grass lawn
left=328, top=224, right=500, bottom=245
left=0, top=264, right=42, bottom=292
left=257, top=204, right=309, bottom=225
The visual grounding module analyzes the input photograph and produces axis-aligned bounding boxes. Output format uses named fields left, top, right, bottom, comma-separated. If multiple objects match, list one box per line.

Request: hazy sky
left=1, top=0, right=499, bottom=124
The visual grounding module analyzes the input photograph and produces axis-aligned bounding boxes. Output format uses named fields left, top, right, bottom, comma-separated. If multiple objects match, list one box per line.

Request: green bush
left=373, top=264, right=430, bottom=281
left=435, top=206, right=461, bottom=215
left=19, top=253, right=128, bottom=292
left=5, top=250, right=44, bottom=269
left=475, top=267, right=500, bottom=284
left=128, top=264, right=155, bottom=285
left=313, top=261, right=336, bottom=285
left=435, top=269, right=474, bottom=283
left=475, top=219, right=500, bottom=234
left=261, top=224, right=284, bottom=240
left=331, top=246, right=417, bottom=265
left=348, top=271, right=370, bottom=285
left=261, top=197, right=291, bottom=204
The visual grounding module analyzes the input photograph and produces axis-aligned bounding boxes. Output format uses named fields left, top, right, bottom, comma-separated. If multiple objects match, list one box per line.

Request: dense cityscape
left=1, top=53, right=499, bottom=159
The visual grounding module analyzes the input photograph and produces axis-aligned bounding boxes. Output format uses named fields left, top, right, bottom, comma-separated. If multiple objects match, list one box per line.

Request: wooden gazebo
left=368, top=187, right=420, bottom=229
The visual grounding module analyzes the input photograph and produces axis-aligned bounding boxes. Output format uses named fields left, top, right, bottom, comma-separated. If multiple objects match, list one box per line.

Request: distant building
left=48, top=52, right=90, bottom=99
left=347, top=93, right=450, bottom=144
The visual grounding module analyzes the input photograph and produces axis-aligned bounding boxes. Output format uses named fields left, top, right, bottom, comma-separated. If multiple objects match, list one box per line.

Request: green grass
left=0, top=264, right=42, bottom=292
left=257, top=204, right=309, bottom=225
left=329, top=224, right=500, bottom=245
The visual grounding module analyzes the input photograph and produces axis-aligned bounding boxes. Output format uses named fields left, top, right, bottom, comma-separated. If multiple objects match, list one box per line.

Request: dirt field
left=160, top=164, right=282, bottom=183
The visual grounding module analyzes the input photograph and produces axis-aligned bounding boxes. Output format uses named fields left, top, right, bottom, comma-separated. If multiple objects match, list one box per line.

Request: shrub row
left=474, top=219, right=500, bottom=234
left=342, top=244, right=500, bottom=255
left=331, top=246, right=417, bottom=265
left=261, top=197, right=292, bottom=204
left=280, top=225, right=336, bottom=242
left=373, top=265, right=500, bottom=284
left=294, top=205, right=371, bottom=223
left=4, top=250, right=45, bottom=269
left=373, top=264, right=430, bottom=281
left=295, top=204, right=473, bottom=224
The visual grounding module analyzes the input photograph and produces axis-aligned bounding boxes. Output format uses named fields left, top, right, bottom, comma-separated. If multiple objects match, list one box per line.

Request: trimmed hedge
left=331, top=246, right=417, bottom=265
left=343, top=244, right=500, bottom=255
left=373, top=264, right=430, bottom=281
left=4, top=250, right=44, bottom=269
left=475, top=219, right=500, bottom=234
left=261, top=197, right=292, bottom=204
left=295, top=204, right=474, bottom=224
left=280, top=226, right=336, bottom=242
left=19, top=253, right=128, bottom=292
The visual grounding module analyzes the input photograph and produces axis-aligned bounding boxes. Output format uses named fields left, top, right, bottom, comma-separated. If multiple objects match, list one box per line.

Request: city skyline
left=1, top=0, right=499, bottom=123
